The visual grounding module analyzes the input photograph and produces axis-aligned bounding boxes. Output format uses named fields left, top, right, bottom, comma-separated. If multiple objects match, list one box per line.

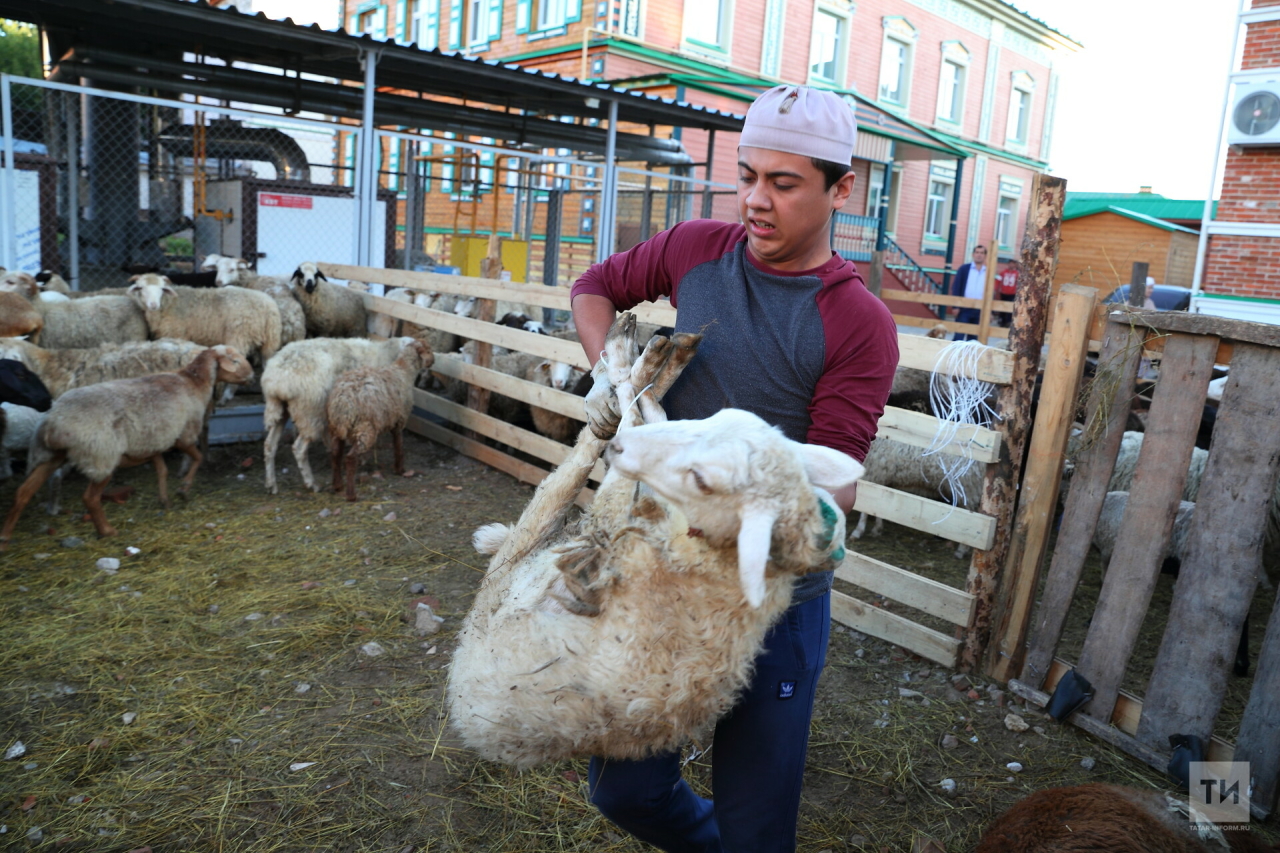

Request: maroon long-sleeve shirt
left=571, top=219, right=898, bottom=464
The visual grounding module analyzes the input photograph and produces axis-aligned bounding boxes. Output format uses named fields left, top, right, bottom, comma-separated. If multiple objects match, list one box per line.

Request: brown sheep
left=976, top=783, right=1277, bottom=853
left=0, top=291, right=43, bottom=338
left=0, top=346, right=254, bottom=547
left=325, top=339, right=434, bottom=501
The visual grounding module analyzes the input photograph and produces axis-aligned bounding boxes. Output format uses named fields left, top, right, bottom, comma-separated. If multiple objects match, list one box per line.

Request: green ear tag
left=818, top=497, right=844, bottom=562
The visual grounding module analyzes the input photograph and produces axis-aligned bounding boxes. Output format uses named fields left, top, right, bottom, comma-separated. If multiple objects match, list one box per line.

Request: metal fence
left=0, top=73, right=735, bottom=293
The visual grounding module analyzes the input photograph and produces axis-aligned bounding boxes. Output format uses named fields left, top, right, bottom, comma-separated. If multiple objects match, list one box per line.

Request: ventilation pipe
left=157, top=119, right=311, bottom=183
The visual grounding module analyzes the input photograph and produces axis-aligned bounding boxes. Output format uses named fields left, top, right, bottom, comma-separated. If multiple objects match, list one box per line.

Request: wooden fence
left=1006, top=309, right=1280, bottom=821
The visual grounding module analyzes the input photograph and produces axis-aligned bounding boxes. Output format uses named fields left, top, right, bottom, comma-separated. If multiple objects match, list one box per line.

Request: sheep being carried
left=446, top=314, right=864, bottom=768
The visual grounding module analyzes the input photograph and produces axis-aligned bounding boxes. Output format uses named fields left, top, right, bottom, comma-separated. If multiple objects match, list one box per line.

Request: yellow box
left=451, top=236, right=529, bottom=282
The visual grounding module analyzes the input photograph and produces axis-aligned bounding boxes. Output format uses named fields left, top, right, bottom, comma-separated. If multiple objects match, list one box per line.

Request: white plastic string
left=923, top=340, right=1001, bottom=518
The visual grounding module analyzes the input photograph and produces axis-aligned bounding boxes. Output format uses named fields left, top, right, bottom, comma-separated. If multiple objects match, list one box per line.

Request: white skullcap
left=739, top=86, right=857, bottom=166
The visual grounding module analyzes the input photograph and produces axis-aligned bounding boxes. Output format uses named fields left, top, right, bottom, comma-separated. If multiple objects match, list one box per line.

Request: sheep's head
left=210, top=345, right=255, bottom=385
left=209, top=256, right=252, bottom=287
left=454, top=296, right=477, bottom=318
left=530, top=360, right=577, bottom=390
left=127, top=274, right=177, bottom=310
left=290, top=262, right=326, bottom=294
left=399, top=338, right=435, bottom=374
left=605, top=409, right=864, bottom=607
left=0, top=293, right=42, bottom=338
left=0, top=271, right=39, bottom=300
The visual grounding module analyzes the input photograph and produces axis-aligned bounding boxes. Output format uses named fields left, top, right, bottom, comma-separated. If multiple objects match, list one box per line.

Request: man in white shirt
left=948, top=244, right=987, bottom=341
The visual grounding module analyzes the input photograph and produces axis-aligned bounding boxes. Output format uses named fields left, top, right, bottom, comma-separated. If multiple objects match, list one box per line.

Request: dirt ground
left=0, top=429, right=1276, bottom=852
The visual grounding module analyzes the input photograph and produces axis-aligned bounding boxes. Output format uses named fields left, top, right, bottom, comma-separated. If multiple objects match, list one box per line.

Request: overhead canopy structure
left=5, top=0, right=746, bottom=165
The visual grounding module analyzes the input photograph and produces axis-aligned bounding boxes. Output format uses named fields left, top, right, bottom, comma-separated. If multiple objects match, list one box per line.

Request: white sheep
left=1, top=402, right=41, bottom=479
left=0, top=270, right=68, bottom=302
left=128, top=274, right=283, bottom=366
left=848, top=436, right=983, bottom=559
left=30, top=294, right=150, bottom=349
left=289, top=262, right=368, bottom=338
left=367, top=286, right=414, bottom=339
left=325, top=339, right=433, bottom=501
left=1092, top=490, right=1195, bottom=574
left=261, top=335, right=421, bottom=494
left=0, top=346, right=254, bottom=547
left=35, top=271, right=71, bottom=295
left=447, top=317, right=863, bottom=768
left=0, top=337, right=207, bottom=399
left=202, top=257, right=307, bottom=348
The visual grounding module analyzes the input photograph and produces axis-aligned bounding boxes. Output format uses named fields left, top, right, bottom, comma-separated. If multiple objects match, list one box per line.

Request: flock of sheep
left=0, top=256, right=585, bottom=551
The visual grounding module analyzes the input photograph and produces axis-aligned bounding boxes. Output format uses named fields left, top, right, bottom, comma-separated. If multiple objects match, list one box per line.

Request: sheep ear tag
left=736, top=502, right=779, bottom=608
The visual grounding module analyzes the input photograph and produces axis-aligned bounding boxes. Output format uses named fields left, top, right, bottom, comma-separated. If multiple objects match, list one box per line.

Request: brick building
left=339, top=0, right=1078, bottom=290
left=1197, top=0, right=1280, bottom=323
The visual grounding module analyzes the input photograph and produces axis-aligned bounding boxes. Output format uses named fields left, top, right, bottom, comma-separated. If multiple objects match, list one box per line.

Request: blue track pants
left=588, top=593, right=831, bottom=853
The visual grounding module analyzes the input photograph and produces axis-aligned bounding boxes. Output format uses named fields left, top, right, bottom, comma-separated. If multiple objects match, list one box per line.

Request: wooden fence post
left=465, top=234, right=503, bottom=438
left=978, top=239, right=997, bottom=344
left=986, top=283, right=1095, bottom=683
left=1128, top=261, right=1148, bottom=307
left=868, top=249, right=884, bottom=298
left=961, top=172, right=1065, bottom=674
left=1135, top=341, right=1280, bottom=748
left=1020, top=314, right=1145, bottom=688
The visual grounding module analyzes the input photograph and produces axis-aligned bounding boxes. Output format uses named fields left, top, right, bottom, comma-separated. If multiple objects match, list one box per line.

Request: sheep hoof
left=96, top=525, right=119, bottom=538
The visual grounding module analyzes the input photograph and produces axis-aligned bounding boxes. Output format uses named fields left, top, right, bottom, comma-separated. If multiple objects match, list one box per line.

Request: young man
left=569, top=85, right=898, bottom=853
left=948, top=244, right=988, bottom=340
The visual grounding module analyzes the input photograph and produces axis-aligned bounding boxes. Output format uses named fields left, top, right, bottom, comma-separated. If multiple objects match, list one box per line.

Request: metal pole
left=66, top=91, right=80, bottom=288
left=943, top=157, right=964, bottom=296
left=597, top=98, right=619, bottom=262
left=1191, top=0, right=1248, bottom=303
left=700, top=128, right=716, bottom=219
left=356, top=49, right=380, bottom=268
left=1, top=74, right=15, bottom=269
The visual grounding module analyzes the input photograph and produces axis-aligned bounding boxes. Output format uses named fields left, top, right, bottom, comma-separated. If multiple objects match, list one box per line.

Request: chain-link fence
left=0, top=74, right=734, bottom=293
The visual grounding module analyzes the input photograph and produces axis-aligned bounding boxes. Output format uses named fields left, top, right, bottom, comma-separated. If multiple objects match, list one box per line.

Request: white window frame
left=537, top=0, right=569, bottom=30
left=923, top=162, right=956, bottom=243
left=878, top=17, right=916, bottom=107
left=466, top=0, right=489, bottom=46
left=867, top=162, right=885, bottom=219
left=1005, top=71, right=1035, bottom=148
left=808, top=4, right=850, bottom=87
left=994, top=178, right=1024, bottom=253
left=683, top=0, right=731, bottom=55
left=935, top=42, right=969, bottom=126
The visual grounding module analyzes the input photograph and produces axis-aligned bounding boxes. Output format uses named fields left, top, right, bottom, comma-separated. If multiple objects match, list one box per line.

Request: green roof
left=1063, top=192, right=1215, bottom=222
left=926, top=128, right=1048, bottom=171
left=1067, top=206, right=1200, bottom=235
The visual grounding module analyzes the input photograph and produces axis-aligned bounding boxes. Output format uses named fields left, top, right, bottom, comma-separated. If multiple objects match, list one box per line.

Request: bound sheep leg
left=330, top=439, right=346, bottom=495
left=488, top=328, right=699, bottom=574
left=391, top=429, right=405, bottom=476
left=173, top=441, right=203, bottom=497
left=83, top=478, right=118, bottom=538
left=0, top=453, right=67, bottom=549
left=292, top=435, right=319, bottom=492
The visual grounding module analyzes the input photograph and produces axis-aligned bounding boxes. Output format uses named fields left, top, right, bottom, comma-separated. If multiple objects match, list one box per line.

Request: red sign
left=259, top=193, right=313, bottom=209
